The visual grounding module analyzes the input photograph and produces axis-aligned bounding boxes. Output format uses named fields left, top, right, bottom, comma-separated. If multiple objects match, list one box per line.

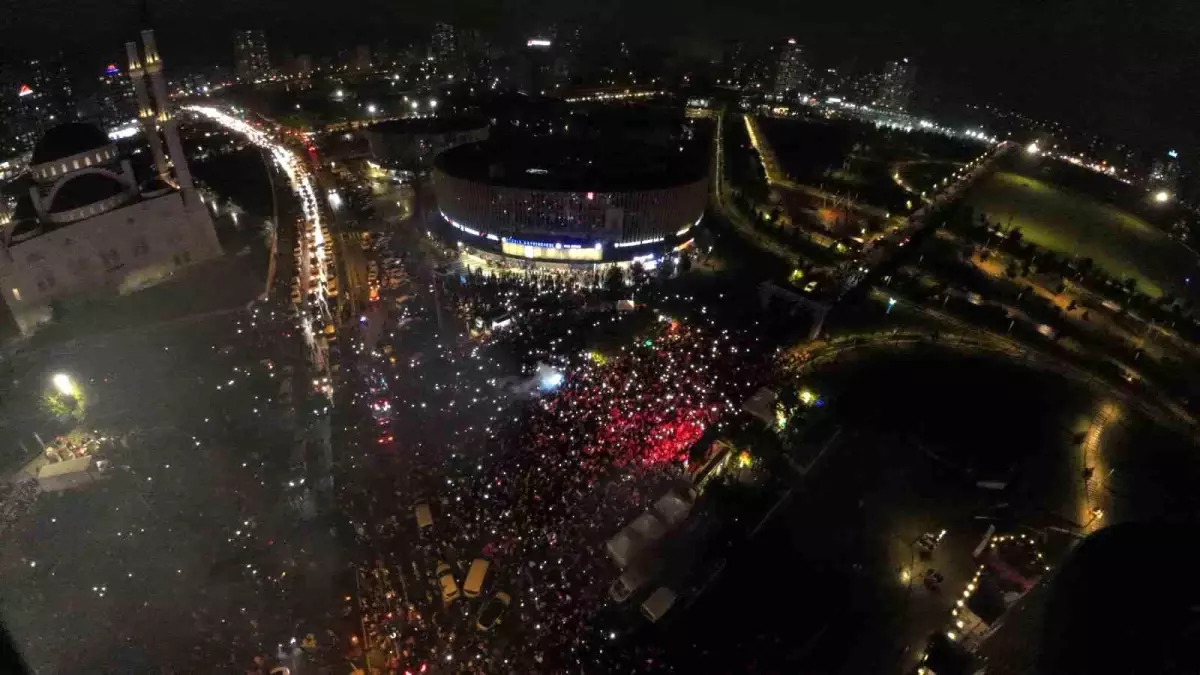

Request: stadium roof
left=436, top=137, right=707, bottom=192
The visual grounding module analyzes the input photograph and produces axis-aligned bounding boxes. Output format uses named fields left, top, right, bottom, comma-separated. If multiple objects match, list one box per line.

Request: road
left=187, top=106, right=336, bottom=385
left=712, top=111, right=806, bottom=267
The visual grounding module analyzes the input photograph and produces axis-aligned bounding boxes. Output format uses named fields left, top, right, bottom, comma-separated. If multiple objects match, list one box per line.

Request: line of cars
left=415, top=503, right=512, bottom=632
left=291, top=219, right=338, bottom=306
left=359, top=233, right=408, bottom=303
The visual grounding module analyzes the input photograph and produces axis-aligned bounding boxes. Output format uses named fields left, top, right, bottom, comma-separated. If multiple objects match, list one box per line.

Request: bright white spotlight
left=52, top=373, right=75, bottom=396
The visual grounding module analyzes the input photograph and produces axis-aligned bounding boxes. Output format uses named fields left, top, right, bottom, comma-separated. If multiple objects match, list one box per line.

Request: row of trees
left=600, top=253, right=694, bottom=296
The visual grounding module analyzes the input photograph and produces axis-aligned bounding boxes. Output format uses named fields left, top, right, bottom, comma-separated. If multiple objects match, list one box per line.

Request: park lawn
left=897, top=160, right=964, bottom=195
left=964, top=171, right=1197, bottom=298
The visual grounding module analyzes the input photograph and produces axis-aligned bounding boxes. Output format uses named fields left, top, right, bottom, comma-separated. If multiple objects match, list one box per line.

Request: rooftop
left=435, top=137, right=707, bottom=192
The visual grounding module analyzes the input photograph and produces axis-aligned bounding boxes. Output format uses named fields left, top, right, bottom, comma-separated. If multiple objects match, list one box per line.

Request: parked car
left=436, top=562, right=460, bottom=605
left=476, top=591, right=511, bottom=631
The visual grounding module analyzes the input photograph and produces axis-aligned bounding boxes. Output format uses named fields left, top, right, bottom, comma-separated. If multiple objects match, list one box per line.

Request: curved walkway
left=782, top=322, right=1193, bottom=440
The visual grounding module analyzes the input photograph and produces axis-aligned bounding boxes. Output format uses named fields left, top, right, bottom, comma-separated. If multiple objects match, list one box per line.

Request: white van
left=463, top=558, right=490, bottom=598
left=641, top=587, right=678, bottom=623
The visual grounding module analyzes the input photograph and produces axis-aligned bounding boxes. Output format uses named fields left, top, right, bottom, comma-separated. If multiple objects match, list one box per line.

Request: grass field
left=896, top=160, right=964, bottom=195
left=964, top=171, right=1197, bottom=297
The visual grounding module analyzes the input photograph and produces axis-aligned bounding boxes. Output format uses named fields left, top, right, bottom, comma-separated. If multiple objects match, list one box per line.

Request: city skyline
left=0, top=0, right=1194, bottom=151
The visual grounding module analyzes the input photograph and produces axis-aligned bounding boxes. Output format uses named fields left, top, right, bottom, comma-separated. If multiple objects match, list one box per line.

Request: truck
left=36, top=456, right=109, bottom=493
left=640, top=586, right=678, bottom=623
left=606, top=511, right=667, bottom=570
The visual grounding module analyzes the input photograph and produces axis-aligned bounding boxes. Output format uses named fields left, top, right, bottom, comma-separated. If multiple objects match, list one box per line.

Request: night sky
left=4, top=0, right=1197, bottom=152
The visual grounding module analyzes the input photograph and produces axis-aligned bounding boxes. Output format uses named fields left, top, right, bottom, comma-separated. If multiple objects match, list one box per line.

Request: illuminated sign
left=526, top=39, right=552, bottom=48
left=104, top=64, right=120, bottom=75
left=614, top=237, right=664, bottom=248
left=504, top=238, right=583, bottom=249
left=1168, top=149, right=1178, bottom=159
left=17, top=84, right=33, bottom=97
left=502, top=239, right=603, bottom=261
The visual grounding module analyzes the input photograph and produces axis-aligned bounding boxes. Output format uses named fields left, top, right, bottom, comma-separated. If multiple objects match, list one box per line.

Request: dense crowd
left=325, top=260, right=766, bottom=673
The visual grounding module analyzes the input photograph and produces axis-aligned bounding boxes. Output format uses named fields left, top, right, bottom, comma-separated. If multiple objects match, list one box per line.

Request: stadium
left=431, top=137, right=708, bottom=268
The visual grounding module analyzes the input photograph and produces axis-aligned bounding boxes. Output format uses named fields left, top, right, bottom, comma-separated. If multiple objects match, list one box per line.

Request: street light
left=429, top=99, right=438, bottom=109
left=1153, top=190, right=1171, bottom=203
left=52, top=373, right=76, bottom=397
left=1025, top=142, right=1040, bottom=155
left=367, top=104, right=378, bottom=114
left=887, top=297, right=897, bottom=314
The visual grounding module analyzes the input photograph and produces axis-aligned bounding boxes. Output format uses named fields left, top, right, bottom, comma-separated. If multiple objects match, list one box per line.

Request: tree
left=630, top=260, right=647, bottom=286
left=657, top=257, right=676, bottom=280
left=42, top=390, right=85, bottom=422
left=678, top=251, right=693, bottom=274
left=604, top=265, right=625, bottom=296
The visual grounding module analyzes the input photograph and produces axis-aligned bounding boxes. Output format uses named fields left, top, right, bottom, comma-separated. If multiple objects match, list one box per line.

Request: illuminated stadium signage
left=104, top=64, right=120, bottom=75
left=17, top=84, right=33, bottom=97
left=613, top=237, right=664, bottom=248
left=504, top=238, right=585, bottom=249
left=501, top=239, right=603, bottom=262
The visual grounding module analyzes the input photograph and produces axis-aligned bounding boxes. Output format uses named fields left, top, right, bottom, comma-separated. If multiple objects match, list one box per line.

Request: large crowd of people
left=322, top=258, right=768, bottom=673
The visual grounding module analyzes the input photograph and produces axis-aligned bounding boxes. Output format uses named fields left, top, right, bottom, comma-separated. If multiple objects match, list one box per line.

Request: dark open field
left=964, top=171, right=1198, bottom=298
left=759, top=115, right=980, bottom=214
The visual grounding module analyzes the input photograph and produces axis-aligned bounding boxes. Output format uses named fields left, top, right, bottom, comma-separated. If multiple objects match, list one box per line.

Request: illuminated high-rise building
left=1148, top=150, right=1181, bottom=192
left=431, top=21, right=459, bottom=71
left=354, top=45, right=373, bottom=72
left=233, top=29, right=271, bottom=82
left=96, top=63, right=136, bottom=131
left=292, top=54, right=314, bottom=78
left=720, top=40, right=747, bottom=86
left=3, top=57, right=76, bottom=153
left=876, top=58, right=916, bottom=110
left=773, top=38, right=809, bottom=97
